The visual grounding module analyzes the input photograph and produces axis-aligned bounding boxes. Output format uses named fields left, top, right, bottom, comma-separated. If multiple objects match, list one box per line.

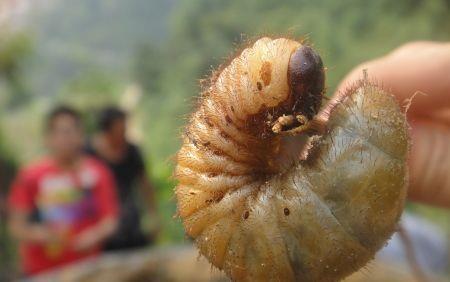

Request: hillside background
left=0, top=0, right=449, bottom=278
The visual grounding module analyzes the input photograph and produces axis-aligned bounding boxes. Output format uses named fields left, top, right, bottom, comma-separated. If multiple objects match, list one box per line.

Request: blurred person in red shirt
left=7, top=105, right=119, bottom=276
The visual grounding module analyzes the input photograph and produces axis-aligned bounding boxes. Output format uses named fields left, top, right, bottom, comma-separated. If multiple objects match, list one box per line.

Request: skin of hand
left=334, top=41, right=450, bottom=208
left=8, top=211, right=63, bottom=244
left=10, top=212, right=117, bottom=253
left=72, top=216, right=118, bottom=252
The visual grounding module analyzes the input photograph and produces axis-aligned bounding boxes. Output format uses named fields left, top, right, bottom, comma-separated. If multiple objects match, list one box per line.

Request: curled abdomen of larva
left=175, top=37, right=409, bottom=282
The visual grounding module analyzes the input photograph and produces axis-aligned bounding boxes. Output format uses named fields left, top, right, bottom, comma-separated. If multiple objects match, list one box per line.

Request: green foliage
left=133, top=43, right=165, bottom=96
left=1, top=0, right=449, bottom=257
left=0, top=31, right=33, bottom=108
left=0, top=128, right=18, bottom=280
left=58, top=70, right=123, bottom=134
left=27, top=0, right=175, bottom=99
left=0, top=38, right=21, bottom=268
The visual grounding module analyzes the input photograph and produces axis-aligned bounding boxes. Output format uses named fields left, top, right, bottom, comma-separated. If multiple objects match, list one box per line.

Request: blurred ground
left=27, top=242, right=447, bottom=282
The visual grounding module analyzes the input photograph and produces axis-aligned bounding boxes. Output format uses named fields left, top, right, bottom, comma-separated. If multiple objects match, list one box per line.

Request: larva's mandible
left=175, top=37, right=409, bottom=282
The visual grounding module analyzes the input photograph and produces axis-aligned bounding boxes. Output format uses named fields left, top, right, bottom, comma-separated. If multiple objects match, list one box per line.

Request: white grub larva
left=175, top=37, right=409, bottom=282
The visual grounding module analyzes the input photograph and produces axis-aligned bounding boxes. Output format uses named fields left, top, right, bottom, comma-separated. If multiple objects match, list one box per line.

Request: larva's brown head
left=267, top=44, right=325, bottom=136
left=288, top=45, right=325, bottom=119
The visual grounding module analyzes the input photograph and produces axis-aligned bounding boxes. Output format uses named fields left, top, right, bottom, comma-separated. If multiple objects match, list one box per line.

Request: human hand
left=72, top=216, right=117, bottom=252
left=72, top=228, right=101, bottom=252
left=29, top=224, right=62, bottom=244
left=333, top=41, right=450, bottom=208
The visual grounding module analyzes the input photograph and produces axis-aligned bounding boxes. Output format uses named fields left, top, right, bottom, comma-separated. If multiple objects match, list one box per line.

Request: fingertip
left=335, top=41, right=450, bottom=117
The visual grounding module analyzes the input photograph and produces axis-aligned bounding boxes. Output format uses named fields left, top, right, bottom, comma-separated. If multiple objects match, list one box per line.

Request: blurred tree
left=0, top=33, right=27, bottom=276
left=0, top=30, right=33, bottom=108
left=0, top=125, right=18, bottom=280
left=58, top=70, right=122, bottom=133
left=133, top=43, right=165, bottom=96
left=27, top=0, right=176, bottom=99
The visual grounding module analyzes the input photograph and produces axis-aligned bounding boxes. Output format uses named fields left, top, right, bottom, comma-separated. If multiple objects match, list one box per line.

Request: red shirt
left=8, top=156, right=118, bottom=275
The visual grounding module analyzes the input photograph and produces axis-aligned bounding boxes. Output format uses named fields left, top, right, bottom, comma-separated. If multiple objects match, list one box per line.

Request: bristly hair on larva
left=175, top=37, right=409, bottom=282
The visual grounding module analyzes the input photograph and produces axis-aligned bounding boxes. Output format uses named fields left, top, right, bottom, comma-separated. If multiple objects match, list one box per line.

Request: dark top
left=85, top=142, right=150, bottom=250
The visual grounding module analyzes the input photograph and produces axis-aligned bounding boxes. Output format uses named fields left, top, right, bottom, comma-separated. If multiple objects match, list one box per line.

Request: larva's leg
left=271, top=115, right=296, bottom=133
left=271, top=114, right=310, bottom=135
left=271, top=113, right=323, bottom=137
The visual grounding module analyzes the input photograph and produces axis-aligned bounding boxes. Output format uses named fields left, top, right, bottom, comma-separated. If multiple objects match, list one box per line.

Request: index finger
left=334, top=41, right=450, bottom=118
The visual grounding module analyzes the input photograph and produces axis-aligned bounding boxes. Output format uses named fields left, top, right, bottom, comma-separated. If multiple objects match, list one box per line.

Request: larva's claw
left=271, top=115, right=296, bottom=133
left=271, top=114, right=311, bottom=135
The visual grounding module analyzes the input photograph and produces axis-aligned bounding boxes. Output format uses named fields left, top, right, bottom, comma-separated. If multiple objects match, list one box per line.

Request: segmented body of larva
left=175, top=37, right=409, bottom=282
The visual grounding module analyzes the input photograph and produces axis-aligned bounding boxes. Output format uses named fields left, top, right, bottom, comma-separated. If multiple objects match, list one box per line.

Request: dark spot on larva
left=230, top=106, right=235, bottom=112
left=288, top=45, right=325, bottom=119
left=205, top=199, right=213, bottom=204
left=208, top=172, right=218, bottom=177
left=191, top=138, right=198, bottom=148
left=202, top=141, right=211, bottom=147
left=284, top=208, right=290, bottom=216
left=243, top=210, right=249, bottom=219
left=225, top=115, right=232, bottom=125
left=260, top=61, right=272, bottom=86
left=189, top=191, right=196, bottom=195
left=214, top=193, right=224, bottom=203
left=204, top=117, right=213, bottom=127
left=220, top=131, right=231, bottom=140
left=257, top=81, right=263, bottom=91
left=211, top=148, right=225, bottom=157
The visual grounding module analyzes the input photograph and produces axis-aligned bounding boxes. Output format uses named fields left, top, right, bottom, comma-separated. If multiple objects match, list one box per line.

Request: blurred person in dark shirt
left=85, top=106, right=160, bottom=251
left=7, top=106, right=119, bottom=276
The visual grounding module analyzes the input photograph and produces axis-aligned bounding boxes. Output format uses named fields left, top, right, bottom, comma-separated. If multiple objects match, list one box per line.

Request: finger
left=408, top=120, right=450, bottom=208
left=335, top=41, right=450, bottom=118
left=428, top=108, right=450, bottom=127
